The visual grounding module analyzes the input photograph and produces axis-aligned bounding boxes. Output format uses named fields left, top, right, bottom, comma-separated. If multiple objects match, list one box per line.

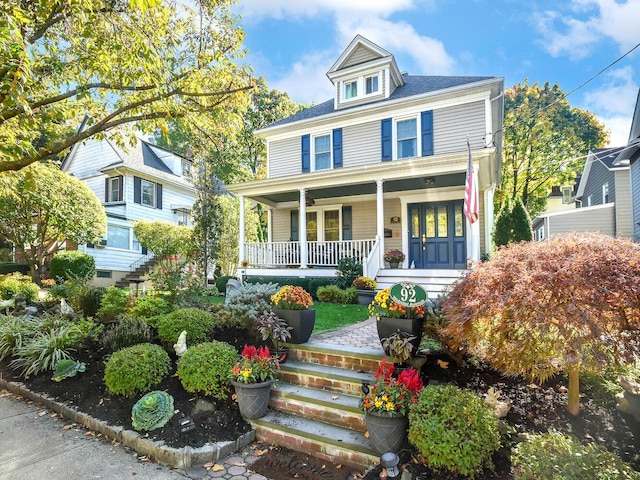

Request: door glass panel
left=454, top=204, right=464, bottom=237
left=411, top=208, right=419, bottom=238
left=324, top=210, right=340, bottom=241
left=437, top=208, right=448, bottom=237
left=425, top=207, right=435, bottom=238
left=306, top=212, right=318, bottom=241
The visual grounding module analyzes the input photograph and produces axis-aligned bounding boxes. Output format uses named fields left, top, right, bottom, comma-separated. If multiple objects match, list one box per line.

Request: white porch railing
left=245, top=239, right=377, bottom=268
left=363, top=236, right=381, bottom=279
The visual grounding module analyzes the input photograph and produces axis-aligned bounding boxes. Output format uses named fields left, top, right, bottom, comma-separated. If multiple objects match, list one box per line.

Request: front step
left=375, top=268, right=465, bottom=297
left=254, top=344, right=385, bottom=470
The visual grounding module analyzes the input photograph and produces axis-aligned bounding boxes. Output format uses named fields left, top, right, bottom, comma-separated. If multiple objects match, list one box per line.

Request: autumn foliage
left=441, top=232, right=640, bottom=415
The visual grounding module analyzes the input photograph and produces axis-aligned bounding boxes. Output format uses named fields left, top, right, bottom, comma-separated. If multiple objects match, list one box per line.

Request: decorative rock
left=616, top=376, right=640, bottom=422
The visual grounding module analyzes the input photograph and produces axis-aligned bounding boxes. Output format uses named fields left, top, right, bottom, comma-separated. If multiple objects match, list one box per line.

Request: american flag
left=464, top=140, right=479, bottom=224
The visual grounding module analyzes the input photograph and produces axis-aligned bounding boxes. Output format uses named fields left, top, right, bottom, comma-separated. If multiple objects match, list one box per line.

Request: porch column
left=238, top=194, right=245, bottom=266
left=299, top=188, right=308, bottom=269
left=376, top=179, right=385, bottom=267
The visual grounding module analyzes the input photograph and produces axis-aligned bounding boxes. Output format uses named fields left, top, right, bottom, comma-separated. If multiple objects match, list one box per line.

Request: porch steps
left=248, top=343, right=385, bottom=470
left=114, top=258, right=159, bottom=288
left=375, top=268, right=465, bottom=297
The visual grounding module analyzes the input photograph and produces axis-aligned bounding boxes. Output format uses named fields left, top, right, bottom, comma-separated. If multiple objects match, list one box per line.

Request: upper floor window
left=365, top=75, right=379, bottom=94
left=345, top=80, right=358, bottom=99
left=561, top=186, right=573, bottom=204
left=314, top=135, right=331, bottom=171
left=105, top=175, right=123, bottom=203
left=141, top=179, right=155, bottom=207
left=397, top=118, right=417, bottom=159
left=182, top=160, right=192, bottom=178
left=602, top=183, right=610, bottom=203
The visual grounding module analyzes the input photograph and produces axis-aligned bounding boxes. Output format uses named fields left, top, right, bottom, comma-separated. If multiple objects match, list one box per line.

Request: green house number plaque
left=390, top=282, right=428, bottom=307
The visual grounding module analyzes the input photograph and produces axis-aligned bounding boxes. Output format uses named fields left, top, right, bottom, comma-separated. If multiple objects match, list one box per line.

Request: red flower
left=241, top=344, right=257, bottom=359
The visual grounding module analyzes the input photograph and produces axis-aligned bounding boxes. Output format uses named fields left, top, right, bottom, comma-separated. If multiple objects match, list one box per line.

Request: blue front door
left=408, top=201, right=466, bottom=269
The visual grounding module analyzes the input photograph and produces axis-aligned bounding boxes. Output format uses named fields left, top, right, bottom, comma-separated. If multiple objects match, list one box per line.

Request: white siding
left=272, top=210, right=291, bottom=242
left=344, top=121, right=380, bottom=168
left=64, top=139, right=121, bottom=180
left=548, top=204, right=615, bottom=237
left=352, top=202, right=377, bottom=238
left=614, top=170, right=632, bottom=238
left=343, top=45, right=379, bottom=68
left=268, top=137, right=301, bottom=179
left=433, top=101, right=485, bottom=154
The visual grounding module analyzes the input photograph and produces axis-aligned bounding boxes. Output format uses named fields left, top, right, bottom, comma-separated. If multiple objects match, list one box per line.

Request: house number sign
left=390, top=282, right=428, bottom=307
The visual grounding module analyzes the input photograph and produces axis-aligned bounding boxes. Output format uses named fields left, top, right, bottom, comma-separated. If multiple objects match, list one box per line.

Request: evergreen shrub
left=0, top=273, right=39, bottom=303
left=316, top=285, right=357, bottom=304
left=225, top=282, right=279, bottom=323
left=49, top=251, right=95, bottom=282
left=157, top=308, right=217, bottom=349
left=177, top=341, right=237, bottom=399
left=128, top=295, right=172, bottom=318
left=104, top=343, right=171, bottom=397
left=96, top=287, right=130, bottom=322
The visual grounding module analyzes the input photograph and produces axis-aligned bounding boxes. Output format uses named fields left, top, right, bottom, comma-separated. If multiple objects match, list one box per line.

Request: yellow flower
left=385, top=402, right=395, bottom=411
left=374, top=397, right=383, bottom=409
left=241, top=368, right=251, bottom=378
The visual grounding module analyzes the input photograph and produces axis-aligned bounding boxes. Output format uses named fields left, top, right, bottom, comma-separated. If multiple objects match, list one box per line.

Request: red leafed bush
left=441, top=232, right=640, bottom=415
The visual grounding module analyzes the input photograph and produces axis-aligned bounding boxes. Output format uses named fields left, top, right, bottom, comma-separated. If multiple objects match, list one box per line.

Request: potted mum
left=352, top=276, right=377, bottom=305
left=271, top=285, right=315, bottom=344
left=384, top=249, right=405, bottom=268
left=255, top=311, right=293, bottom=362
left=369, top=288, right=425, bottom=353
left=230, top=344, right=279, bottom=419
left=361, top=358, right=423, bottom=454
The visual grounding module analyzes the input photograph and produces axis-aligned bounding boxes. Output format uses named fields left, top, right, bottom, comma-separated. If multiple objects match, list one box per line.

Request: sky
left=233, top=0, right=640, bottom=147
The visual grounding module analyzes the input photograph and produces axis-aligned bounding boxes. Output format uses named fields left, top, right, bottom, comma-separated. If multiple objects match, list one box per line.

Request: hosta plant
left=51, top=359, right=86, bottom=382
left=131, top=391, right=175, bottom=432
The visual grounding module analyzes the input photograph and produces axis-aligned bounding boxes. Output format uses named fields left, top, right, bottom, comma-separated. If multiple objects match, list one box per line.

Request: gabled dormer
left=327, top=35, right=405, bottom=110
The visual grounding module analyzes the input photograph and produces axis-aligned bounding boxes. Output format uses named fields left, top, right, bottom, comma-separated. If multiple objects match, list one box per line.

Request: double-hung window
left=397, top=118, right=417, bottom=159
left=602, top=183, right=610, bottom=203
left=345, top=80, right=358, bottom=99
left=141, top=179, right=155, bottom=207
left=365, top=75, right=379, bottom=94
left=109, top=177, right=121, bottom=202
left=314, top=135, right=331, bottom=171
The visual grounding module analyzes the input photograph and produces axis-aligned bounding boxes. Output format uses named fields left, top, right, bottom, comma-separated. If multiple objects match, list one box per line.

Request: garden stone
left=616, top=376, right=640, bottom=423
left=192, top=399, right=216, bottom=416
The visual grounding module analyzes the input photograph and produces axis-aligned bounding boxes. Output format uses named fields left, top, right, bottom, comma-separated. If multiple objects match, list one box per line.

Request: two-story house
left=532, top=147, right=631, bottom=241
left=61, top=125, right=195, bottom=287
left=227, top=35, right=504, bottom=294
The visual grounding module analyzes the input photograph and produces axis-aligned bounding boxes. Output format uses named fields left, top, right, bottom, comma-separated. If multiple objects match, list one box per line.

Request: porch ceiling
left=249, top=172, right=466, bottom=205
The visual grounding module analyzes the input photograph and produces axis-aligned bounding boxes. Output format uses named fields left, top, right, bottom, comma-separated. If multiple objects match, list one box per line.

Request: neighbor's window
left=397, top=118, right=417, bottom=159
left=141, top=179, right=155, bottom=207
left=182, top=160, right=192, bottom=178
left=107, top=225, right=130, bottom=250
left=365, top=75, right=379, bottom=94
left=108, top=177, right=121, bottom=202
left=602, top=183, right=610, bottom=203
left=314, top=135, right=331, bottom=171
left=345, top=80, right=358, bottom=99
left=561, top=186, right=573, bottom=204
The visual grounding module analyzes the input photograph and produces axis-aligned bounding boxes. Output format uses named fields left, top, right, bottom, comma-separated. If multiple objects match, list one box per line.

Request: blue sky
left=234, top=0, right=640, bottom=147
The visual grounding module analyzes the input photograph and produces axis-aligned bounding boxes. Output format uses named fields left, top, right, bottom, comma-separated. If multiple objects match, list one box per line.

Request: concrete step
left=286, top=343, right=383, bottom=373
left=278, top=360, right=374, bottom=396
left=375, top=268, right=464, bottom=297
left=270, top=382, right=367, bottom=432
left=250, top=411, right=379, bottom=470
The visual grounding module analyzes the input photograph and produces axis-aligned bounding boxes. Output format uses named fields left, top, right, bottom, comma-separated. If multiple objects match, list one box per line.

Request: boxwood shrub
left=0, top=273, right=39, bottom=303
left=157, top=308, right=217, bottom=349
left=177, top=341, right=238, bottom=399
left=408, top=384, right=501, bottom=477
left=104, top=343, right=171, bottom=397
left=49, top=251, right=95, bottom=282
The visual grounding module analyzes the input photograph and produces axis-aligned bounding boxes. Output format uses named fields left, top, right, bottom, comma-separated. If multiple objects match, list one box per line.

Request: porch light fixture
left=390, top=216, right=400, bottom=224
left=380, top=451, right=400, bottom=478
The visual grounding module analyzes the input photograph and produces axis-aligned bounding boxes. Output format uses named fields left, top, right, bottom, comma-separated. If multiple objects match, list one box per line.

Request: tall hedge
left=50, top=251, right=95, bottom=282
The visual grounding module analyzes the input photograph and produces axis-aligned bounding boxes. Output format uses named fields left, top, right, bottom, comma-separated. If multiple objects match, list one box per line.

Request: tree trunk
left=567, top=364, right=580, bottom=416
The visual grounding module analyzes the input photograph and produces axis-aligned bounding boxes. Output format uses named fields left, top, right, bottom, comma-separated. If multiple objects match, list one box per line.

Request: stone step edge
left=272, top=384, right=362, bottom=415
left=279, top=361, right=373, bottom=385
left=0, top=377, right=255, bottom=469
left=249, top=416, right=378, bottom=469
left=285, top=342, right=384, bottom=361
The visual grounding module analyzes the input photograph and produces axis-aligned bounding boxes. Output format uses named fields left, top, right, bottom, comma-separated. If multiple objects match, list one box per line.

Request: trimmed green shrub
left=127, top=295, right=172, bottom=318
left=157, top=308, right=217, bottom=349
left=177, top=341, right=237, bottom=399
left=211, top=308, right=244, bottom=329
left=104, top=343, right=171, bottom=397
left=408, top=384, right=501, bottom=477
left=335, top=257, right=362, bottom=289
left=49, top=251, right=95, bottom=282
left=100, top=315, right=154, bottom=353
left=307, top=278, right=335, bottom=299
left=96, top=286, right=130, bottom=322
left=512, top=431, right=640, bottom=480
left=131, top=391, right=175, bottom=432
left=225, top=282, right=279, bottom=323
left=0, top=274, right=39, bottom=303
left=216, top=275, right=237, bottom=293
left=316, top=285, right=357, bottom=304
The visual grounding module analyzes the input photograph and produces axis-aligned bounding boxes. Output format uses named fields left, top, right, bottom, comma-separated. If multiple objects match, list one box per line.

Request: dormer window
left=341, top=71, right=382, bottom=102
left=345, top=81, right=358, bottom=99
left=365, top=75, right=379, bottom=94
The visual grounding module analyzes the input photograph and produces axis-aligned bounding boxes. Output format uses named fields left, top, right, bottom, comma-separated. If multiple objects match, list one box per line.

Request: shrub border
left=0, top=377, right=256, bottom=468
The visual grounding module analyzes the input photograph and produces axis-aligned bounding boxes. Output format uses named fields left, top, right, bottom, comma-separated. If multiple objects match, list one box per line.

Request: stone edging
left=0, top=377, right=256, bottom=468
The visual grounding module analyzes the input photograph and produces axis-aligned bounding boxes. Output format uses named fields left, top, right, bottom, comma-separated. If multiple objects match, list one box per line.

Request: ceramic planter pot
left=356, top=289, right=376, bottom=306
left=376, top=316, right=424, bottom=356
left=272, top=308, right=316, bottom=344
left=387, top=261, right=401, bottom=269
left=365, top=411, right=408, bottom=455
left=230, top=379, right=273, bottom=419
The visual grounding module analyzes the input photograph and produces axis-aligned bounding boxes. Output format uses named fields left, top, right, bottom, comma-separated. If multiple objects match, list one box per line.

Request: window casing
left=561, top=187, right=573, bottom=204
left=141, top=179, right=155, bottom=207
left=342, top=72, right=381, bottom=102
left=305, top=207, right=341, bottom=242
left=365, top=75, right=379, bottom=94
left=345, top=81, right=358, bottom=99
left=96, top=270, right=112, bottom=279
left=396, top=118, right=418, bottom=159
left=108, top=177, right=121, bottom=202
left=313, top=135, right=331, bottom=171
left=107, top=225, right=130, bottom=250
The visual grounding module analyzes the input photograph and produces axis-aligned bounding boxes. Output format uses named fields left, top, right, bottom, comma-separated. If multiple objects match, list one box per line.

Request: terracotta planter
left=230, top=379, right=273, bottom=419
left=356, top=289, right=376, bottom=306
left=272, top=308, right=316, bottom=344
left=376, top=316, right=424, bottom=357
left=365, top=411, right=408, bottom=455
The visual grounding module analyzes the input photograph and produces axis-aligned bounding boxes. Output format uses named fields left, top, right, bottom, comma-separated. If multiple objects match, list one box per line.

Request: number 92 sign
left=389, top=282, right=428, bottom=307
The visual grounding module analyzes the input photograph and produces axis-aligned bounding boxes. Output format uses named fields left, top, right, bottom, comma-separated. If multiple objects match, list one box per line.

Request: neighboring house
left=227, top=35, right=504, bottom=294
left=61, top=129, right=195, bottom=287
left=532, top=147, right=630, bottom=241
left=614, top=88, right=640, bottom=242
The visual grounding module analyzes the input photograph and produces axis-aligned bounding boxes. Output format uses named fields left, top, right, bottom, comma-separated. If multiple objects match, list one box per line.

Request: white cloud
left=534, top=10, right=600, bottom=59
left=238, top=0, right=417, bottom=20
left=270, top=51, right=337, bottom=105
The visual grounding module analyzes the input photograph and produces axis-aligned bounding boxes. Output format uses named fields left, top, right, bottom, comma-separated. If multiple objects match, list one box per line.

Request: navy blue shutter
left=156, top=183, right=163, bottom=209
left=342, top=206, right=352, bottom=240
left=421, top=110, right=434, bottom=156
left=142, top=246, right=148, bottom=254
left=332, top=128, right=343, bottom=168
left=381, top=118, right=392, bottom=161
left=117, top=175, right=124, bottom=201
left=290, top=210, right=299, bottom=241
left=104, top=178, right=109, bottom=202
left=301, top=135, right=310, bottom=172
left=133, top=176, right=141, bottom=204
